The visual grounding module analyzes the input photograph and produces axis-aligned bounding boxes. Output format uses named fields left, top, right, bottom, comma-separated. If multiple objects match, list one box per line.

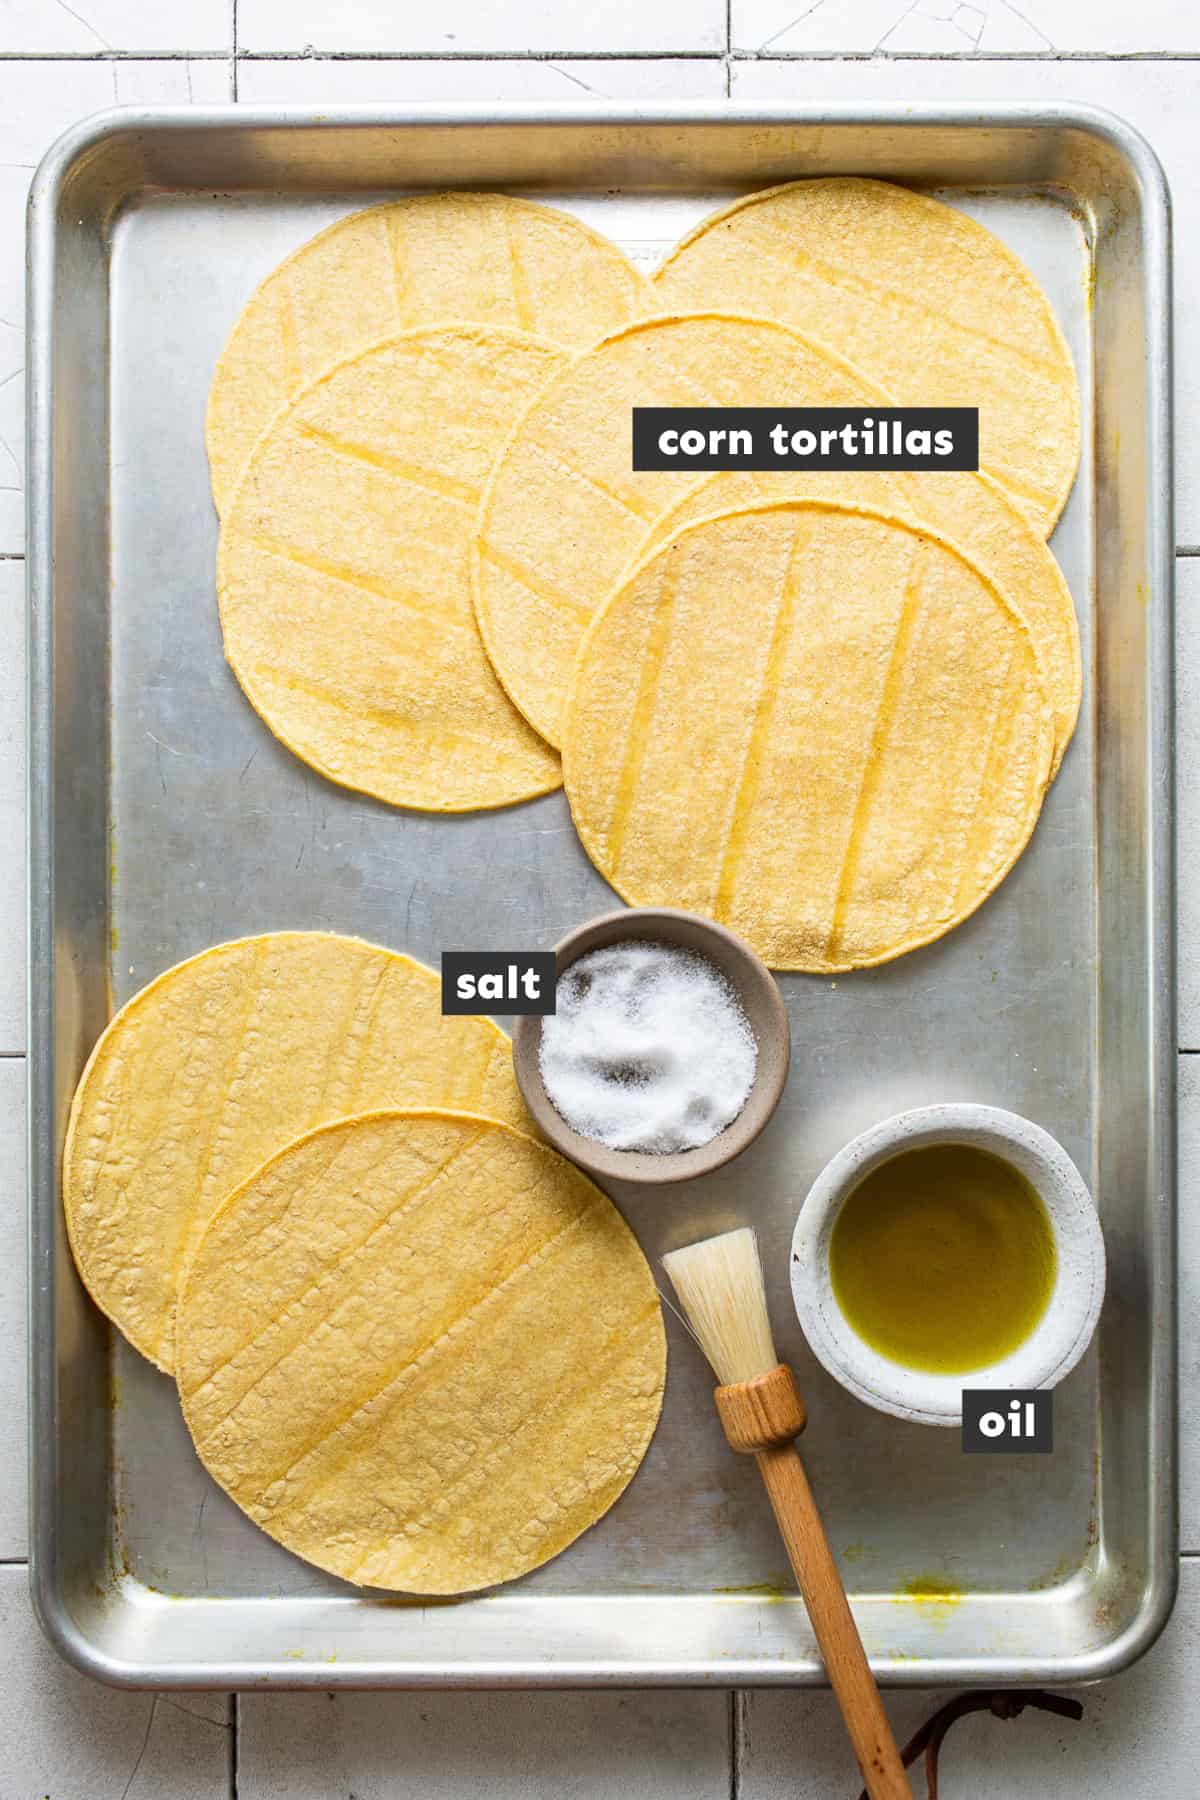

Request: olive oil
left=828, top=1144, right=1057, bottom=1374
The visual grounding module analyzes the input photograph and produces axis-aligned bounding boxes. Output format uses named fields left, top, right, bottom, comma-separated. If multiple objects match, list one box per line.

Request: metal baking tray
left=27, top=102, right=1175, bottom=1689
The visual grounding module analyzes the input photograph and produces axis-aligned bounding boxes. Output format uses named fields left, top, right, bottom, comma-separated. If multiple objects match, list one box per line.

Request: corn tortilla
left=653, top=179, right=1080, bottom=537
left=217, top=326, right=566, bottom=813
left=472, top=312, right=882, bottom=749
left=643, top=466, right=1079, bottom=775
left=563, top=501, right=1055, bottom=972
left=206, top=193, right=652, bottom=514
left=63, top=933, right=528, bottom=1373
left=176, top=1109, right=665, bottom=1594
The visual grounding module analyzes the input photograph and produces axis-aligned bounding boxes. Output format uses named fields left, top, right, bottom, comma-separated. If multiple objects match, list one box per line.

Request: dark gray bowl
left=511, top=907, right=790, bottom=1186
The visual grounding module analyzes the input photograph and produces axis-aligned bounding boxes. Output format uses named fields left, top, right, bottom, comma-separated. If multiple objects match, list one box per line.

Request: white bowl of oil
left=790, top=1104, right=1106, bottom=1428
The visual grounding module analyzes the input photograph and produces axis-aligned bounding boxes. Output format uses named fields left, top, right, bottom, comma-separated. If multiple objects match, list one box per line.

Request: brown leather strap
left=856, top=1690, right=1084, bottom=1799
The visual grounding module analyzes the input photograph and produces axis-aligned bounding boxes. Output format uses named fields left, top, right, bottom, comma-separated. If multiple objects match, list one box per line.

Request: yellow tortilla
left=217, top=326, right=566, bottom=813
left=207, top=193, right=652, bottom=513
left=473, top=312, right=879, bottom=748
left=176, top=1109, right=665, bottom=1594
left=653, top=179, right=1080, bottom=537
left=63, top=933, right=527, bottom=1373
left=563, top=500, right=1054, bottom=972
left=643, top=466, right=1079, bottom=775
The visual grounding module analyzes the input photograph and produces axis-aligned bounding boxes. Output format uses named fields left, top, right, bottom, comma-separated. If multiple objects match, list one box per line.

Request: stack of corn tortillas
left=208, top=178, right=1080, bottom=973
left=64, top=932, right=667, bottom=1593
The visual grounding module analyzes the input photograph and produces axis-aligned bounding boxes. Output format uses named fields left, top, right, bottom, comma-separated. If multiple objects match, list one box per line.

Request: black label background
left=632, top=406, right=978, bottom=472
left=961, top=1389, right=1053, bottom=1454
left=441, top=951, right=557, bottom=1016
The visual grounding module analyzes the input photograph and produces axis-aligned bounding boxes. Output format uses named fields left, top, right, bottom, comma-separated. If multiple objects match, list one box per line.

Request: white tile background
left=0, top=2, right=1195, bottom=1794
left=731, top=0, right=1200, bottom=55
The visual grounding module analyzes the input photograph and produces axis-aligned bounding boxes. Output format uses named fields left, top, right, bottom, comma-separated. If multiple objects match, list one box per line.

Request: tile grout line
left=188, top=49, right=1200, bottom=64
left=17, top=48, right=729, bottom=64
left=231, top=1693, right=239, bottom=1800
left=217, top=49, right=1200, bottom=65
left=732, top=48, right=1200, bottom=62
left=729, top=1689, right=743, bottom=1799
left=3, top=48, right=1200, bottom=64
left=0, top=50, right=229, bottom=61
left=739, top=47, right=1200, bottom=61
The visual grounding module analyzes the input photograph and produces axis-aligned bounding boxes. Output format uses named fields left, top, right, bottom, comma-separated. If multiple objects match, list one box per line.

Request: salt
left=538, top=939, right=758, bottom=1155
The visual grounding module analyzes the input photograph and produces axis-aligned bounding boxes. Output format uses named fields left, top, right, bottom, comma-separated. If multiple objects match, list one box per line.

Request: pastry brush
left=662, top=1227, right=911, bottom=1800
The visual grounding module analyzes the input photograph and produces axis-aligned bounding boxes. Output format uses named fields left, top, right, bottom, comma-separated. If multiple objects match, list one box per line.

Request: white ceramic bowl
left=790, top=1104, right=1106, bottom=1428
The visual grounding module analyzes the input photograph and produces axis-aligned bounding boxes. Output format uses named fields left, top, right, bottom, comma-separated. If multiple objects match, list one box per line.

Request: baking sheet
left=27, top=103, right=1176, bottom=1687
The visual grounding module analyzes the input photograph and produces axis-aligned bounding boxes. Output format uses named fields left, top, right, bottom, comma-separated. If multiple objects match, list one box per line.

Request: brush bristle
left=661, top=1227, right=778, bottom=1386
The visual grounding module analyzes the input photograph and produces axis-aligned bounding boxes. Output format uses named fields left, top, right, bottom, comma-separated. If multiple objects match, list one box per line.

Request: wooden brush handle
left=716, top=1366, right=912, bottom=1800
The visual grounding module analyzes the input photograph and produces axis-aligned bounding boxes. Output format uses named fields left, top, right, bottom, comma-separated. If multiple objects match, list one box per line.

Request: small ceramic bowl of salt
left=511, top=908, right=790, bottom=1185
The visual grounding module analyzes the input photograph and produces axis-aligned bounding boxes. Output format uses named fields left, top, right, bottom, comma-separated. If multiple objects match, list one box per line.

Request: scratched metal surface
left=28, top=106, right=1175, bottom=1687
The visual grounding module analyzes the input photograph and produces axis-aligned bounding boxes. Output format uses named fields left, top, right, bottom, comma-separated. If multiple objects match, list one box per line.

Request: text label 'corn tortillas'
left=472, top=312, right=880, bottom=749
left=652, top=178, right=1081, bottom=538
left=206, top=193, right=652, bottom=513
left=563, top=501, right=1055, bottom=972
left=218, top=326, right=566, bottom=813
left=63, top=932, right=527, bottom=1372
left=643, top=464, right=1080, bottom=774
left=176, top=1109, right=666, bottom=1595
